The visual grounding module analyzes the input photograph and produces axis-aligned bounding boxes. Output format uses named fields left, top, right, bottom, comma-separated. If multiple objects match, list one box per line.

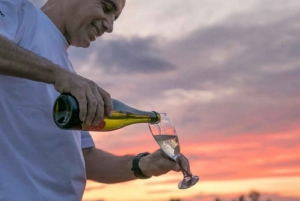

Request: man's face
left=64, top=0, right=125, bottom=48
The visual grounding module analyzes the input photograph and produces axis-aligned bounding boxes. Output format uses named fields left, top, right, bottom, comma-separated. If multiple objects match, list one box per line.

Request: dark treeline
left=169, top=190, right=272, bottom=201
left=215, top=190, right=272, bottom=201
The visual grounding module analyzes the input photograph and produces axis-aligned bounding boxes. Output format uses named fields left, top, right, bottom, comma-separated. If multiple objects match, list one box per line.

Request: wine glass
left=148, top=113, right=199, bottom=189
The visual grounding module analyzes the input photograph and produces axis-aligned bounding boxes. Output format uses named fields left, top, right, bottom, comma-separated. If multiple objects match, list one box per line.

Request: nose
left=103, top=15, right=114, bottom=33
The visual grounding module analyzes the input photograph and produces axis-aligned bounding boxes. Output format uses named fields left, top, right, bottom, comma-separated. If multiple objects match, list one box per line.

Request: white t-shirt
left=0, top=0, right=94, bottom=200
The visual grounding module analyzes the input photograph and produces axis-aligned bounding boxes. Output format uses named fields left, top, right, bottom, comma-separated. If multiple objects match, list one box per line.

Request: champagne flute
left=149, top=113, right=199, bottom=189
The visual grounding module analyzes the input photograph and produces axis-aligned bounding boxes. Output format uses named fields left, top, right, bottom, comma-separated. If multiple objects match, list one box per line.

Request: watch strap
left=131, top=152, right=152, bottom=179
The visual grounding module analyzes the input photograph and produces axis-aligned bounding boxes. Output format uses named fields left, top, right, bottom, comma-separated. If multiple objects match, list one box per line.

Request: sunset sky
left=32, top=0, right=300, bottom=200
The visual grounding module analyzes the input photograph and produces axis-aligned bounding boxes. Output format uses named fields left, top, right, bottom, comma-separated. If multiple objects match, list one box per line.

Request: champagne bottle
left=53, top=94, right=160, bottom=131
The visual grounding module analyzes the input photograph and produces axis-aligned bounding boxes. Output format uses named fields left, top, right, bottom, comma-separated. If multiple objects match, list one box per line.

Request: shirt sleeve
left=0, top=0, right=23, bottom=42
left=81, top=131, right=95, bottom=149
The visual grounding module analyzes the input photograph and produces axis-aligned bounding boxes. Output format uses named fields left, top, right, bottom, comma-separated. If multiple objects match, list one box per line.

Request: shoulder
left=0, top=0, right=37, bottom=42
left=0, top=0, right=29, bottom=9
left=0, top=0, right=36, bottom=22
left=0, top=0, right=36, bottom=18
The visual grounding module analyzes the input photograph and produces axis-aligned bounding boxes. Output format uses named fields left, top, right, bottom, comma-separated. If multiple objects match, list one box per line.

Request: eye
left=102, top=3, right=112, bottom=13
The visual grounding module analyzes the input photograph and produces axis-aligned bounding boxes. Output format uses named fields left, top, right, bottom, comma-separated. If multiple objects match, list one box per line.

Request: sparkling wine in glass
left=149, top=113, right=199, bottom=189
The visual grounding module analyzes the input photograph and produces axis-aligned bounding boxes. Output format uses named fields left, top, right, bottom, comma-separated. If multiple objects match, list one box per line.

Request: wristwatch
left=131, top=152, right=152, bottom=179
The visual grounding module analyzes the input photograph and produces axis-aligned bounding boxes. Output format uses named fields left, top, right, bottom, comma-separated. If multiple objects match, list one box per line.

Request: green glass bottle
left=53, top=94, right=161, bottom=131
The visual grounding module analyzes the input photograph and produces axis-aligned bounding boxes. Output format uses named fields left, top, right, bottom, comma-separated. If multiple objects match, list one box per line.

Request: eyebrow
left=103, top=0, right=120, bottom=20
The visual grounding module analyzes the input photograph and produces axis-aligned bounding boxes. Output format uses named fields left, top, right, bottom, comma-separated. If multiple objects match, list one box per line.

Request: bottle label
left=81, top=121, right=106, bottom=131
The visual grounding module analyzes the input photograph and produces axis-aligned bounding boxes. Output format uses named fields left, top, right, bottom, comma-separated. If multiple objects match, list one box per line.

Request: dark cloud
left=69, top=36, right=175, bottom=74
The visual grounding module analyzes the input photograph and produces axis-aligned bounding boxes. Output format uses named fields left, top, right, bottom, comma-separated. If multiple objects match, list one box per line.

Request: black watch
left=131, top=152, right=152, bottom=179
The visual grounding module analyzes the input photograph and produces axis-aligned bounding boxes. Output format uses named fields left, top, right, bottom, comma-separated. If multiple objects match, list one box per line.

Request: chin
left=71, top=38, right=91, bottom=48
left=79, top=43, right=91, bottom=48
left=74, top=42, right=90, bottom=48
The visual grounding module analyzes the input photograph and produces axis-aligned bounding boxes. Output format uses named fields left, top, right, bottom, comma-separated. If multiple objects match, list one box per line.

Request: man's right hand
left=0, top=35, right=112, bottom=126
left=54, top=69, right=113, bottom=126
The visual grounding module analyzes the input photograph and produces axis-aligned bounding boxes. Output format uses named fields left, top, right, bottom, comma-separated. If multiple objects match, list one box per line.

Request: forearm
left=83, top=147, right=137, bottom=184
left=0, top=35, right=66, bottom=84
left=83, top=147, right=180, bottom=184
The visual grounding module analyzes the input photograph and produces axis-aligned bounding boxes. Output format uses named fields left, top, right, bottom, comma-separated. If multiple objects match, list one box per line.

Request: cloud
left=112, top=0, right=263, bottom=40
left=70, top=36, right=175, bottom=75
left=98, top=37, right=175, bottom=74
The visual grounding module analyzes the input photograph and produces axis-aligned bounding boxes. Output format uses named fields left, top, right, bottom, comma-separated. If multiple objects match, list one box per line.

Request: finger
left=180, top=154, right=193, bottom=176
left=72, top=92, right=87, bottom=122
left=98, top=88, right=112, bottom=117
left=155, top=149, right=180, bottom=172
left=166, top=157, right=180, bottom=172
left=85, top=92, right=101, bottom=126
left=184, top=155, right=192, bottom=174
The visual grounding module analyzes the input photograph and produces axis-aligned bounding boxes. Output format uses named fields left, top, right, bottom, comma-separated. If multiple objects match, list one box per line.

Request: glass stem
left=176, top=154, right=192, bottom=179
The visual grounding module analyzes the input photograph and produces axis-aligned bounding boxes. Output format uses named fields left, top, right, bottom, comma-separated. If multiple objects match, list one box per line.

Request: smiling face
left=63, top=0, right=125, bottom=47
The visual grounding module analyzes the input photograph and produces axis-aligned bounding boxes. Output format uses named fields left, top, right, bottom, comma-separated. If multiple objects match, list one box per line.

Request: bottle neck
left=151, top=111, right=161, bottom=124
left=111, top=99, right=160, bottom=123
left=109, top=100, right=160, bottom=124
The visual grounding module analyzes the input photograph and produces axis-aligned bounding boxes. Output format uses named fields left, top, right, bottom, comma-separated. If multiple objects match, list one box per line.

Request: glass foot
left=178, top=175, right=199, bottom=189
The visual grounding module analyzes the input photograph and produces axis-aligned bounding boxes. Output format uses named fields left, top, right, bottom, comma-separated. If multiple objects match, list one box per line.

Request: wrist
left=131, top=152, right=152, bottom=179
left=52, top=67, right=65, bottom=84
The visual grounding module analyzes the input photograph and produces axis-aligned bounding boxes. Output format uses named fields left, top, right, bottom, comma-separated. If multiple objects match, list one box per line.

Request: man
left=0, top=0, right=185, bottom=200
